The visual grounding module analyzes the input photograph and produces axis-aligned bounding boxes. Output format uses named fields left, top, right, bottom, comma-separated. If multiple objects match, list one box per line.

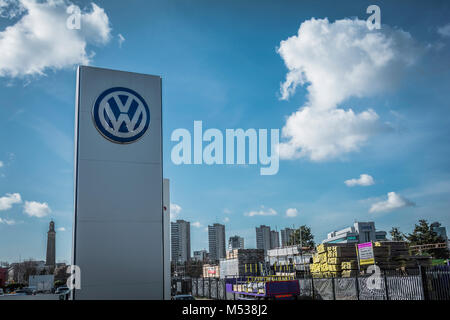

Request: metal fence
left=189, top=278, right=230, bottom=300
left=174, top=266, right=449, bottom=300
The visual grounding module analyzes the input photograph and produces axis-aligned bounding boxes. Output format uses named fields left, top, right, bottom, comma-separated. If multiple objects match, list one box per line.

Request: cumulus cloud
left=170, top=203, right=181, bottom=220
left=285, top=208, right=298, bottom=218
left=0, top=0, right=112, bottom=78
left=277, top=18, right=420, bottom=161
left=345, top=174, right=375, bottom=187
left=23, top=200, right=51, bottom=217
left=0, top=217, right=16, bottom=225
left=223, top=217, right=230, bottom=223
left=57, top=227, right=66, bottom=231
left=0, top=193, right=22, bottom=211
left=369, top=192, right=415, bottom=213
left=438, top=23, right=450, bottom=38
left=245, top=206, right=277, bottom=217
left=0, top=161, right=3, bottom=167
left=192, top=221, right=202, bottom=228
left=279, top=107, right=382, bottom=161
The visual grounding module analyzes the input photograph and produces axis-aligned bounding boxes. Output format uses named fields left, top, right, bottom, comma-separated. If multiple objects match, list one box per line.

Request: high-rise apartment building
left=281, top=228, right=295, bottom=247
left=171, top=220, right=191, bottom=263
left=270, top=230, right=280, bottom=249
left=228, top=235, right=244, bottom=250
left=208, top=223, right=226, bottom=262
left=256, top=225, right=271, bottom=251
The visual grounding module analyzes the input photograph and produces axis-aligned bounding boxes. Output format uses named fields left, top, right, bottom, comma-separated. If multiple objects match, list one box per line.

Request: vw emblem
left=92, top=87, right=150, bottom=144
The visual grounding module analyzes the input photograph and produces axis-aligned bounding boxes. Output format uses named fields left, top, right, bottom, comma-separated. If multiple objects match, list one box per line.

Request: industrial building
left=322, top=221, right=387, bottom=244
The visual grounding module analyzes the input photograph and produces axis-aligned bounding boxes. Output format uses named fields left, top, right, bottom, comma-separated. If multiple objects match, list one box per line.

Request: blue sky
left=1, top=0, right=450, bottom=263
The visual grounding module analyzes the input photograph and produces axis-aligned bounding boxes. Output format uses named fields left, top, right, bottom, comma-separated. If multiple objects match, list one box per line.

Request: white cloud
left=0, top=0, right=112, bottom=78
left=170, top=203, right=181, bottom=220
left=279, top=107, right=382, bottom=161
left=0, top=193, right=22, bottom=211
left=118, top=33, right=125, bottom=47
left=369, top=192, right=415, bottom=213
left=438, top=23, right=450, bottom=37
left=57, top=227, right=66, bottom=231
left=245, top=206, right=277, bottom=217
left=0, top=161, right=3, bottom=167
left=23, top=200, right=51, bottom=217
left=0, top=217, right=16, bottom=225
left=345, top=174, right=375, bottom=187
left=285, top=208, right=298, bottom=218
left=223, top=208, right=231, bottom=214
left=192, top=221, right=202, bottom=228
left=223, top=217, right=230, bottom=223
left=277, top=18, right=419, bottom=161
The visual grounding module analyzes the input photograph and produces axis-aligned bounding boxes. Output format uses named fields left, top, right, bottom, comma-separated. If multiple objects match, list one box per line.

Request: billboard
left=72, top=66, right=163, bottom=299
left=357, top=242, right=375, bottom=265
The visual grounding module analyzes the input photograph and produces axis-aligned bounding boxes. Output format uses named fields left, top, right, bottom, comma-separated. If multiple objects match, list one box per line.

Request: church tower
left=46, top=220, right=56, bottom=267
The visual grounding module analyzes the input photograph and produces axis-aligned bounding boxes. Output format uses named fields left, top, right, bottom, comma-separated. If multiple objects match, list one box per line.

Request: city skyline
left=1, top=0, right=450, bottom=263
left=0, top=215, right=447, bottom=264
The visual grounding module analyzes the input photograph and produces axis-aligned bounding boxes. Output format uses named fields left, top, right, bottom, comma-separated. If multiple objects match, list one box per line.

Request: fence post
left=355, top=274, right=360, bottom=300
left=331, top=277, right=336, bottom=300
left=223, top=279, right=226, bottom=300
left=419, top=265, right=430, bottom=300
left=383, top=271, right=390, bottom=300
left=216, top=279, right=219, bottom=300
left=209, top=278, right=212, bottom=299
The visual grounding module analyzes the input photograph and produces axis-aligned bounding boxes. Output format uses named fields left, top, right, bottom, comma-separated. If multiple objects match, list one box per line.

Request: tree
left=289, top=225, right=315, bottom=248
left=389, top=227, right=405, bottom=241
left=54, top=280, right=65, bottom=288
left=407, top=220, right=442, bottom=245
left=184, top=260, right=203, bottom=278
left=407, top=219, right=448, bottom=259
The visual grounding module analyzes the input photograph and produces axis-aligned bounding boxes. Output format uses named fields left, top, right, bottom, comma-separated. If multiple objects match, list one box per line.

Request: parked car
left=13, top=289, right=28, bottom=296
left=172, top=294, right=195, bottom=300
left=55, top=286, right=70, bottom=295
left=23, top=287, right=37, bottom=295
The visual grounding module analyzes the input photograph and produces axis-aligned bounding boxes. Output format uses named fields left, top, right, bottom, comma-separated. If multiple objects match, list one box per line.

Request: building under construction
left=267, top=245, right=314, bottom=277
left=220, top=249, right=265, bottom=278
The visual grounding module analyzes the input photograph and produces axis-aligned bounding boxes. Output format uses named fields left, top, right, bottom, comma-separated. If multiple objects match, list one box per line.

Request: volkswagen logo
left=92, top=87, right=150, bottom=144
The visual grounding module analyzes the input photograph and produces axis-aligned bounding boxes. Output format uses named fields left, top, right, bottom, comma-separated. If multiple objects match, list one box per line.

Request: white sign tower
left=72, top=66, right=164, bottom=299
